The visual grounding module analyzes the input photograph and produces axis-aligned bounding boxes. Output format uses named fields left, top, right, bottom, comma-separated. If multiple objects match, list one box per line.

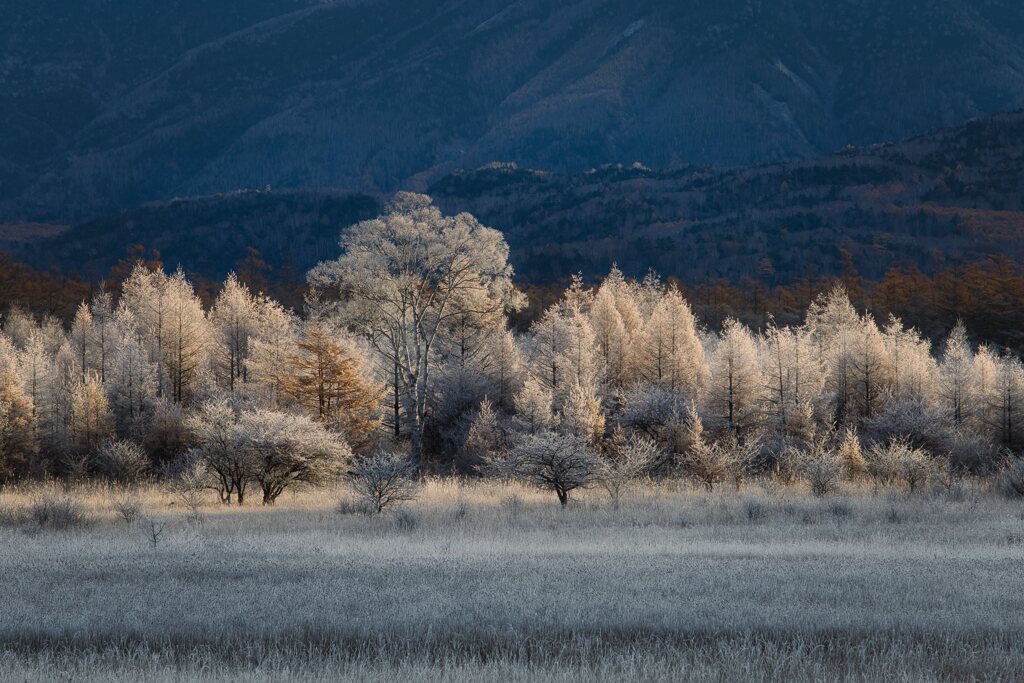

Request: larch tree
left=634, top=288, right=706, bottom=396
left=163, top=269, right=212, bottom=404
left=282, top=322, right=381, bottom=452
left=588, top=284, right=629, bottom=389
left=938, top=321, right=974, bottom=427
left=89, top=290, right=116, bottom=384
left=308, top=194, right=520, bottom=464
left=69, top=302, right=94, bottom=385
left=70, top=374, right=113, bottom=455
left=119, top=265, right=170, bottom=398
left=849, top=315, right=890, bottom=421
left=882, top=316, right=936, bottom=406
left=514, top=376, right=556, bottom=434
left=971, top=345, right=1001, bottom=440
left=246, top=299, right=299, bottom=407
left=0, top=338, right=36, bottom=483
left=210, top=273, right=259, bottom=393
left=994, top=352, right=1024, bottom=448
left=106, top=318, right=157, bottom=438
left=706, top=318, right=761, bottom=439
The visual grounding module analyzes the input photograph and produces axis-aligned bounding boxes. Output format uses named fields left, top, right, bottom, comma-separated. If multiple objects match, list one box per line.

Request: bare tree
left=599, top=429, right=660, bottom=506
left=505, top=431, right=602, bottom=507
left=241, top=410, right=351, bottom=505
left=347, top=450, right=419, bottom=513
left=308, top=194, right=521, bottom=464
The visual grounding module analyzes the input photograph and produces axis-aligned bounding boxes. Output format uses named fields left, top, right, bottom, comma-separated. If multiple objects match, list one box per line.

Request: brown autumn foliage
left=282, top=323, right=382, bottom=453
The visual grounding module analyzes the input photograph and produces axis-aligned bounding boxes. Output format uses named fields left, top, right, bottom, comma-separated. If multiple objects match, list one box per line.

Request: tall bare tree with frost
left=308, top=194, right=521, bottom=464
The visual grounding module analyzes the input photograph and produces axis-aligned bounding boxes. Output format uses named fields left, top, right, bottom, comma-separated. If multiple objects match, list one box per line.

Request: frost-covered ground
left=1, top=480, right=1022, bottom=681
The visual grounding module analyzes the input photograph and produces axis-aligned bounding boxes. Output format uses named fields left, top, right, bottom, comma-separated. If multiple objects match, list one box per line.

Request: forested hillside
left=3, top=0, right=1024, bottom=221
left=13, top=111, right=1024, bottom=287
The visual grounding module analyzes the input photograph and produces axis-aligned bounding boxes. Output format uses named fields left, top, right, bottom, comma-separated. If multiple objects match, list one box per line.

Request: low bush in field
left=27, top=494, right=88, bottom=531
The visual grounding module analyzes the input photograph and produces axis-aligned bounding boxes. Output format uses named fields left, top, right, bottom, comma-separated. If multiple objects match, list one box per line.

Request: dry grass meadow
left=1, top=479, right=1023, bottom=681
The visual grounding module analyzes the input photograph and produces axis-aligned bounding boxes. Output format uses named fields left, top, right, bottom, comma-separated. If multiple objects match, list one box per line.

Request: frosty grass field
left=1, top=479, right=1022, bottom=681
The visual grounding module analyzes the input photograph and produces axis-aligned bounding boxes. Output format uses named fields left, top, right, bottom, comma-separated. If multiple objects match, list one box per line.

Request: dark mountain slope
left=3, top=0, right=1024, bottom=221
left=15, top=111, right=1024, bottom=285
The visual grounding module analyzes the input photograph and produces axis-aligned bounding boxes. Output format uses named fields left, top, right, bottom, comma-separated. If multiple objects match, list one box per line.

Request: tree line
left=1, top=194, right=1022, bottom=506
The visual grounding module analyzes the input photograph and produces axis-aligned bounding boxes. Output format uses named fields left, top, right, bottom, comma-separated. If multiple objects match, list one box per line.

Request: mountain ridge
left=4, top=0, right=1024, bottom=221
left=10, top=109, right=1024, bottom=286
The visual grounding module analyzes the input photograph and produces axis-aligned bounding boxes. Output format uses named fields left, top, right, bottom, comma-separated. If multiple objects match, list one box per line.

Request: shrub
left=503, top=431, right=602, bottom=507
left=165, top=453, right=210, bottom=514
left=598, top=429, right=660, bottom=506
left=1000, top=459, right=1024, bottom=498
left=798, top=450, right=845, bottom=497
left=865, top=439, right=938, bottom=492
left=109, top=487, right=142, bottom=526
left=684, top=435, right=758, bottom=492
left=348, top=450, right=419, bottom=514
left=28, top=494, right=87, bottom=531
left=94, top=440, right=149, bottom=484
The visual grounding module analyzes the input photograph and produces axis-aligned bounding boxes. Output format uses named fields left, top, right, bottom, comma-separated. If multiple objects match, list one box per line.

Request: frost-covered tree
left=308, top=194, right=520, bottom=463
left=589, top=285, right=627, bottom=387
left=634, top=288, right=706, bottom=395
left=993, top=352, right=1024, bottom=449
left=760, top=322, right=824, bottom=444
left=70, top=374, right=113, bottom=455
left=246, top=301, right=299, bottom=407
left=849, top=315, right=890, bottom=421
left=882, top=316, right=936, bottom=405
left=706, top=319, right=761, bottom=438
left=599, top=429, right=659, bottom=505
left=240, top=409, right=351, bottom=504
left=106, top=313, right=158, bottom=437
left=560, top=380, right=605, bottom=443
left=938, top=322, right=974, bottom=427
left=505, top=431, right=602, bottom=507
left=188, top=399, right=251, bottom=504
left=69, top=302, right=94, bottom=384
left=89, top=290, right=116, bottom=383
left=347, top=450, right=419, bottom=514
left=210, top=273, right=260, bottom=392
left=514, top=376, right=556, bottom=434
left=163, top=270, right=212, bottom=403
left=0, top=342, right=37, bottom=484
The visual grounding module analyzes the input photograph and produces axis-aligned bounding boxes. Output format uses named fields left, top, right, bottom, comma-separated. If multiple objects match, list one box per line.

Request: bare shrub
left=165, top=453, right=210, bottom=515
left=348, top=450, right=419, bottom=514
left=335, top=497, right=370, bottom=516
left=791, top=436, right=845, bottom=497
left=503, top=431, right=602, bottom=507
left=683, top=439, right=732, bottom=491
left=999, top=459, right=1024, bottom=499
left=945, top=429, right=1002, bottom=476
left=599, top=429, right=660, bottom=506
left=800, top=453, right=844, bottom=497
left=684, top=435, right=758, bottom=492
left=109, top=487, right=142, bottom=526
left=28, top=494, right=88, bottom=531
left=146, top=518, right=165, bottom=550
left=866, top=439, right=938, bottom=492
left=94, top=440, right=149, bottom=485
